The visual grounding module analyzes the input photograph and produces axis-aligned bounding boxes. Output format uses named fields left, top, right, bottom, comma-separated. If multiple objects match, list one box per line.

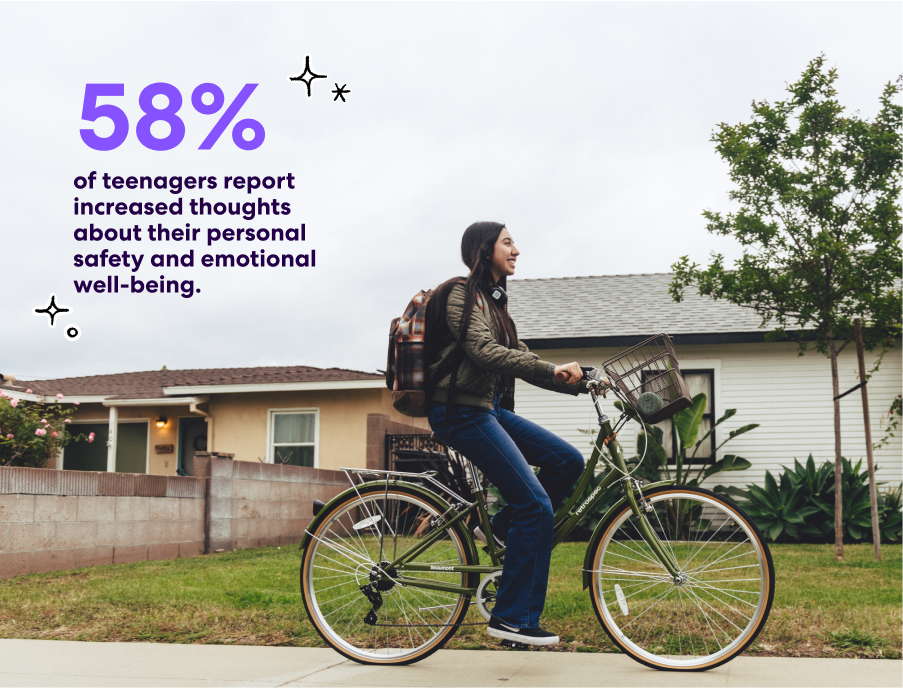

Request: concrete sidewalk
left=0, top=640, right=899, bottom=688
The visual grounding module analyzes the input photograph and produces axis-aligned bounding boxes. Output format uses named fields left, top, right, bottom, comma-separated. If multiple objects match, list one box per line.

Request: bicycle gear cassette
left=476, top=570, right=503, bottom=621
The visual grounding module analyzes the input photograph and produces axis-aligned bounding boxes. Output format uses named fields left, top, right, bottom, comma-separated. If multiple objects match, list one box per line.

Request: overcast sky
left=2, top=2, right=901, bottom=382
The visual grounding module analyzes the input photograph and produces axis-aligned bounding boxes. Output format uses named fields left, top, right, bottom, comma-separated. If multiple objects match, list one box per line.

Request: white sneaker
left=487, top=616, right=559, bottom=646
left=474, top=525, right=505, bottom=549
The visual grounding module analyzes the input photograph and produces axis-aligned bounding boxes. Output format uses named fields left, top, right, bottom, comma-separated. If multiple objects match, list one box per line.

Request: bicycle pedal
left=499, top=639, right=530, bottom=650
left=481, top=546, right=504, bottom=561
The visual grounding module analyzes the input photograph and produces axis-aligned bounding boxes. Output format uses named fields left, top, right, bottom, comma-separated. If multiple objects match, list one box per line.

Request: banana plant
left=617, top=392, right=758, bottom=489
left=613, top=393, right=757, bottom=537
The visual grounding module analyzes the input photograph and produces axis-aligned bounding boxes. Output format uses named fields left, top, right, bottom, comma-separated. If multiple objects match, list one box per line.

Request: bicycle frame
left=341, top=381, right=682, bottom=597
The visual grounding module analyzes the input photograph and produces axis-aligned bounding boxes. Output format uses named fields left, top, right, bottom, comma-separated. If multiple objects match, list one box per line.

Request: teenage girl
left=424, top=221, right=597, bottom=645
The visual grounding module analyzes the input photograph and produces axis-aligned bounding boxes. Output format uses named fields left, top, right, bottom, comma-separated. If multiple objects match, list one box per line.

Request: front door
left=178, top=418, right=207, bottom=476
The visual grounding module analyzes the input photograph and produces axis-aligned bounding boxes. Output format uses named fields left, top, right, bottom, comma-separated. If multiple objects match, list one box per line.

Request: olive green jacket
left=428, top=283, right=588, bottom=410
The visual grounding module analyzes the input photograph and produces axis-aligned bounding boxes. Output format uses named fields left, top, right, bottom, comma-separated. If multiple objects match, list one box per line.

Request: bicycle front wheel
left=588, top=486, right=774, bottom=671
left=301, top=483, right=476, bottom=665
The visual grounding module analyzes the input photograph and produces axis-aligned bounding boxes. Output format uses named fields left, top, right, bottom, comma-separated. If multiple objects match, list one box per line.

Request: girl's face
left=488, top=228, right=519, bottom=282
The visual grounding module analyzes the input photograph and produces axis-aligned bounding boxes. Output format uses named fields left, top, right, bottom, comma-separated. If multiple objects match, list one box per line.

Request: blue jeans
left=427, top=399, right=584, bottom=628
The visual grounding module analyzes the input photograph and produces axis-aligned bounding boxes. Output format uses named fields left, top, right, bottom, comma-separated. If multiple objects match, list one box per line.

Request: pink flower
left=52, top=431, right=58, bottom=437
left=5, top=434, right=12, bottom=439
left=65, top=419, right=72, bottom=424
left=10, top=399, right=18, bottom=408
left=26, top=389, right=33, bottom=394
left=87, top=435, right=94, bottom=443
left=0, top=391, right=6, bottom=398
left=56, top=394, right=64, bottom=399
left=35, top=428, right=46, bottom=436
left=73, top=401, right=80, bottom=406
left=40, top=418, right=48, bottom=424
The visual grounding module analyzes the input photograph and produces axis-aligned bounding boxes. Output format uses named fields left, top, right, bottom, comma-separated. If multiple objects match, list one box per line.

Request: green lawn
left=0, top=543, right=898, bottom=658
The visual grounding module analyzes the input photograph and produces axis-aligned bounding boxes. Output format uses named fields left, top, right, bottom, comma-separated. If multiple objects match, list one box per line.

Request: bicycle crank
left=475, top=570, right=503, bottom=621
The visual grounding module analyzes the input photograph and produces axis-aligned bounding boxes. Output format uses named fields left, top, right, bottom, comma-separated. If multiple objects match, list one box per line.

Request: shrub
left=0, top=392, right=91, bottom=468
left=717, top=455, right=902, bottom=544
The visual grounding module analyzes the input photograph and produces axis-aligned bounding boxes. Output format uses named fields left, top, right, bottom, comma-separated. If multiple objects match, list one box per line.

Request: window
left=270, top=410, right=318, bottom=467
left=653, top=370, right=715, bottom=465
left=64, top=421, right=148, bottom=473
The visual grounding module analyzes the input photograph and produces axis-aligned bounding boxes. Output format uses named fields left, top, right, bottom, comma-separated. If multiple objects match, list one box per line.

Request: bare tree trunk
left=828, top=332, right=843, bottom=562
left=854, top=319, right=881, bottom=561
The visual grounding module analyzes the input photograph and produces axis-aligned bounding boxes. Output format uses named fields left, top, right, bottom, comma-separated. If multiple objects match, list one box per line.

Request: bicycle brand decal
left=429, top=566, right=455, bottom=572
left=575, top=484, right=604, bottom=516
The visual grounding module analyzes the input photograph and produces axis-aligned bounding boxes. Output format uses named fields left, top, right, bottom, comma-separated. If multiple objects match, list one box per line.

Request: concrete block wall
left=194, top=453, right=348, bottom=553
left=0, top=427, right=427, bottom=579
left=0, top=467, right=205, bottom=579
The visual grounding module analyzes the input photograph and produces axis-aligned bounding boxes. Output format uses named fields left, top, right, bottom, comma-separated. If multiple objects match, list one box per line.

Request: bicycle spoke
left=304, top=488, right=470, bottom=663
left=592, top=489, right=772, bottom=668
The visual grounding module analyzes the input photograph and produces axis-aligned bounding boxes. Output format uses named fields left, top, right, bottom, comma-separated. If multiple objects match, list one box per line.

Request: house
left=507, top=273, right=902, bottom=491
left=0, top=366, right=428, bottom=475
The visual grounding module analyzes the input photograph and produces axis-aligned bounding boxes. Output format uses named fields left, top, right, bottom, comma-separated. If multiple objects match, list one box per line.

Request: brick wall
left=0, top=467, right=205, bottom=579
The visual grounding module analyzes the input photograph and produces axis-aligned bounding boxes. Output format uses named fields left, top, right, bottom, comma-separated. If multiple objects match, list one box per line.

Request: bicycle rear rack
left=340, top=467, right=474, bottom=507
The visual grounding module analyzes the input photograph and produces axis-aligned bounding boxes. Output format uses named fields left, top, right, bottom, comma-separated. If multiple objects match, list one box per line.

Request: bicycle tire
left=588, top=485, right=774, bottom=671
left=301, top=483, right=478, bottom=665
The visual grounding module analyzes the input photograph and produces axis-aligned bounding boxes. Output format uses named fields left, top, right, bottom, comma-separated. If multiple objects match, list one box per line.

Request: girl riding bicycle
left=423, top=221, right=596, bottom=646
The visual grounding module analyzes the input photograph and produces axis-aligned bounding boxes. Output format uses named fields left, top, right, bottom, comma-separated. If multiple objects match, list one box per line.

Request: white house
left=508, top=273, right=902, bottom=492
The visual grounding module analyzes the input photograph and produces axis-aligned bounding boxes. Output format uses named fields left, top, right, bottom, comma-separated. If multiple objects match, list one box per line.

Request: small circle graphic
left=65, top=325, right=81, bottom=341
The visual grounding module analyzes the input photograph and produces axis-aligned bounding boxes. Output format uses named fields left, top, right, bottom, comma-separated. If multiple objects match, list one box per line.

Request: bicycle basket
left=602, top=334, right=692, bottom=424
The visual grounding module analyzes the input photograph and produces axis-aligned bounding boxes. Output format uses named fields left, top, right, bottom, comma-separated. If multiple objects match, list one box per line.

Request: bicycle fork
left=589, top=387, right=682, bottom=581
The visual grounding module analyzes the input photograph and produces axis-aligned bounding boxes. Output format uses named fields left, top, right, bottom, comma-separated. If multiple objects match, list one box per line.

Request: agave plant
left=879, top=483, right=902, bottom=544
left=718, top=469, right=822, bottom=541
left=721, top=455, right=899, bottom=543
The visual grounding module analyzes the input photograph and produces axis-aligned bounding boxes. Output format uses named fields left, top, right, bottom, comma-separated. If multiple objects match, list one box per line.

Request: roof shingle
left=0, top=366, right=383, bottom=399
left=507, top=273, right=766, bottom=340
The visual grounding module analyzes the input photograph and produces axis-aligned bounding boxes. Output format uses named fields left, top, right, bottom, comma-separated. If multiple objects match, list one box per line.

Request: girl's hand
left=553, top=362, right=583, bottom=384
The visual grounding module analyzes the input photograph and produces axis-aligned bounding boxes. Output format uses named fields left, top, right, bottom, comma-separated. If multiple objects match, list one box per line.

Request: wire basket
left=602, top=334, right=692, bottom=424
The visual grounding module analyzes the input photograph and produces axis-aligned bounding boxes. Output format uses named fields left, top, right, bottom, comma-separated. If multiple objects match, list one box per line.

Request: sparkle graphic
left=332, top=83, right=350, bottom=102
left=34, top=294, right=70, bottom=327
left=288, top=56, right=327, bottom=97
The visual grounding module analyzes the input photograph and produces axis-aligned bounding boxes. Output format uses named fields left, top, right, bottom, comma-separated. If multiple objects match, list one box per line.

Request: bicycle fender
left=581, top=479, right=676, bottom=590
left=299, top=481, right=478, bottom=565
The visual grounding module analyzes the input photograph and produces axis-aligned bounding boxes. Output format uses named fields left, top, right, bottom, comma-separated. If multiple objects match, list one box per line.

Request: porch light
left=156, top=417, right=168, bottom=428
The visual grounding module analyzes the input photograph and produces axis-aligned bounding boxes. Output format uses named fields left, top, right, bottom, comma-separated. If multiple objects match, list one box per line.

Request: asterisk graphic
left=34, top=294, right=70, bottom=327
left=289, top=56, right=327, bottom=98
left=332, top=83, right=350, bottom=102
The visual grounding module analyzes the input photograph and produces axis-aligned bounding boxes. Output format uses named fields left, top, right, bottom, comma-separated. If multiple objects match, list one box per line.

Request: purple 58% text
left=80, top=83, right=265, bottom=152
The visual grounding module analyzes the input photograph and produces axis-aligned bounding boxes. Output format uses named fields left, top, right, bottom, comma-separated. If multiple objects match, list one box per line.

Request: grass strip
left=0, top=543, right=898, bottom=658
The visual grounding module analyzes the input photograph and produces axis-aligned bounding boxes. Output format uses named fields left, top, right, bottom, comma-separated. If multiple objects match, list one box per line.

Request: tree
left=670, top=55, right=902, bottom=562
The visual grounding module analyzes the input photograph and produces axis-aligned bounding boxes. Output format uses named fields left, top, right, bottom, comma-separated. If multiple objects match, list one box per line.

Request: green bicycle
left=299, top=335, right=775, bottom=669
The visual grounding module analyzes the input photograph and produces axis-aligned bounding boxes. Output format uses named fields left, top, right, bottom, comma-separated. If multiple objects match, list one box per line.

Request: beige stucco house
left=0, top=367, right=428, bottom=476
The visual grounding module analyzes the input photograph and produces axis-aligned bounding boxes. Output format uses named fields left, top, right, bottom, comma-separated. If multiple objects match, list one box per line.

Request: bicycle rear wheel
left=301, top=483, right=477, bottom=665
left=588, top=485, right=774, bottom=671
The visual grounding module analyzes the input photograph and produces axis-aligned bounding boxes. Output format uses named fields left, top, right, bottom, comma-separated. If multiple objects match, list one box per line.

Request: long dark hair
left=424, top=221, right=519, bottom=399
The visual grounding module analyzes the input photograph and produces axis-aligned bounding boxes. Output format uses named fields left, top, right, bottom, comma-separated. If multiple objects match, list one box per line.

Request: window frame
left=653, top=369, right=716, bottom=466
left=266, top=407, right=320, bottom=468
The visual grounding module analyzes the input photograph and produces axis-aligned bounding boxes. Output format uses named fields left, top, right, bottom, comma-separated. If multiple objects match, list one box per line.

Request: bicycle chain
left=360, top=584, right=488, bottom=628
left=368, top=621, right=488, bottom=628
